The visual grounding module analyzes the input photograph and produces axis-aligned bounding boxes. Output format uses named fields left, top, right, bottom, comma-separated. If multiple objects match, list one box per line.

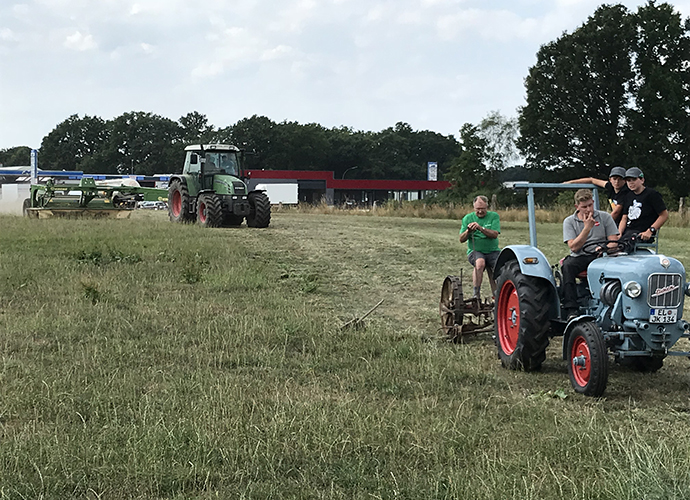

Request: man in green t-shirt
left=459, top=195, right=501, bottom=298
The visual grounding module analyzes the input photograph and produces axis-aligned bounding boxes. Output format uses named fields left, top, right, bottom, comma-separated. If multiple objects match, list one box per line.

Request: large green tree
left=445, top=124, right=492, bottom=201
left=101, top=112, right=183, bottom=175
left=519, top=1, right=690, bottom=197
left=519, top=4, right=634, bottom=175
left=625, top=2, right=690, bottom=194
left=40, top=114, right=110, bottom=171
left=0, top=146, right=31, bottom=167
left=179, top=112, right=215, bottom=144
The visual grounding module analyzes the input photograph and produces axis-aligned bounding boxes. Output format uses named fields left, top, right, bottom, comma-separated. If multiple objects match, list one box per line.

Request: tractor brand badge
left=651, top=284, right=680, bottom=298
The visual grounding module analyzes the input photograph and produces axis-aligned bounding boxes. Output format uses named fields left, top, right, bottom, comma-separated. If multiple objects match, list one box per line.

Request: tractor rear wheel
left=247, top=192, right=271, bottom=228
left=494, top=260, right=551, bottom=371
left=168, top=180, right=193, bottom=223
left=197, top=193, right=223, bottom=228
left=567, top=321, right=608, bottom=396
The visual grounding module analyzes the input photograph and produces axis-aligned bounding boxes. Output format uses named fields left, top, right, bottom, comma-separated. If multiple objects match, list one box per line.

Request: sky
left=1, top=0, right=689, bottom=150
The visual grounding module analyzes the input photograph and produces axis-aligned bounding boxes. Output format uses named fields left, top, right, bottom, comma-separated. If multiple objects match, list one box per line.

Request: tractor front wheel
left=494, top=260, right=551, bottom=371
left=197, top=193, right=223, bottom=228
left=168, top=180, right=193, bottom=223
left=567, top=321, right=608, bottom=397
left=247, top=192, right=271, bottom=228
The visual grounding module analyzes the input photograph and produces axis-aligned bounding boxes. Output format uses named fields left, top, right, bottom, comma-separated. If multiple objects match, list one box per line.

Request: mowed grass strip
left=1, top=211, right=690, bottom=499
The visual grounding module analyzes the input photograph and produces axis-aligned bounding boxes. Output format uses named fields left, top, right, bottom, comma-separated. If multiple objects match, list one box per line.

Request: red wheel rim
left=199, top=201, right=207, bottom=222
left=571, top=336, right=591, bottom=387
left=172, top=191, right=181, bottom=217
left=497, top=280, right=519, bottom=355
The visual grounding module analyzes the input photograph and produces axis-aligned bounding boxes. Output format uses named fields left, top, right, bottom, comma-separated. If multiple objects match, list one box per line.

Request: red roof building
left=245, top=169, right=451, bottom=206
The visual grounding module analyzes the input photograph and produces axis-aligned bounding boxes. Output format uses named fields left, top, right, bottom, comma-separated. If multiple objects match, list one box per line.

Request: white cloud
left=140, top=42, right=155, bottom=54
left=260, top=44, right=296, bottom=61
left=63, top=31, right=97, bottom=51
left=0, top=28, right=17, bottom=42
left=2, top=0, right=689, bottom=149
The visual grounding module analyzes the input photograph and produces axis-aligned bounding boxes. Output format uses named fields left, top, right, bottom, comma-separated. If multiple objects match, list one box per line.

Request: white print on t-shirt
left=628, top=200, right=642, bottom=221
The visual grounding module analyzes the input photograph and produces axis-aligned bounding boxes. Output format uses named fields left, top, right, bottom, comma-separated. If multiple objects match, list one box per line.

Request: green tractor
left=168, top=144, right=271, bottom=228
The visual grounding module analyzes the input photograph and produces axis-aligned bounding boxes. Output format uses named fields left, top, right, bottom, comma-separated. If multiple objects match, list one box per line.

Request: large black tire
left=168, top=179, right=193, bottom=223
left=247, top=192, right=271, bottom=228
left=494, top=260, right=551, bottom=371
left=567, top=321, right=608, bottom=396
left=197, top=193, right=223, bottom=228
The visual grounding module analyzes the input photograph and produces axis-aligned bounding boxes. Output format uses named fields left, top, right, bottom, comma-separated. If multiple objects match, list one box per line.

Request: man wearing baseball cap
left=619, top=167, right=668, bottom=241
left=565, top=166, right=630, bottom=225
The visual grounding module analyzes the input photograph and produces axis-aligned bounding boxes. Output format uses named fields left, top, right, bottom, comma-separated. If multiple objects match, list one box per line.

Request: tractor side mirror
left=190, top=153, right=198, bottom=165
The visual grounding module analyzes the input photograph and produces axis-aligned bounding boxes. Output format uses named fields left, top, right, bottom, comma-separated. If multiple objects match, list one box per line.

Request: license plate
left=650, top=308, right=677, bottom=323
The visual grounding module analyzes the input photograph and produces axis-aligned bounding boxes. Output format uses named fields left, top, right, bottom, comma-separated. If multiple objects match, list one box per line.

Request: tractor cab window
left=187, top=153, right=201, bottom=174
left=219, top=153, right=239, bottom=176
left=204, top=153, right=220, bottom=173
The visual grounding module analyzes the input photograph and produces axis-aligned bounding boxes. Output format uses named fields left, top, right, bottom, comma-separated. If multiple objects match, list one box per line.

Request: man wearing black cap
left=565, top=166, right=630, bottom=225
left=619, top=167, right=668, bottom=240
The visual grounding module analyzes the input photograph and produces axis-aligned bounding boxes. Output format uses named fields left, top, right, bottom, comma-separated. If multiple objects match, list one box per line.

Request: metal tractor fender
left=495, top=245, right=561, bottom=318
left=169, top=174, right=186, bottom=186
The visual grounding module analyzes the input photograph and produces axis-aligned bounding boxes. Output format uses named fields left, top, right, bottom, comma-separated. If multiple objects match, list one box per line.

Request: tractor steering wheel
left=580, top=237, right=630, bottom=257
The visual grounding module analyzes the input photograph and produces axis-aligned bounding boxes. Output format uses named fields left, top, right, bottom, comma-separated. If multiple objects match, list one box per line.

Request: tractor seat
left=559, top=258, right=588, bottom=280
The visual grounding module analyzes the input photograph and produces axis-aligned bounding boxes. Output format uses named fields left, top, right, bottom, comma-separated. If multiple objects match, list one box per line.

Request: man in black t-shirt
left=565, top=166, right=630, bottom=225
left=619, top=167, right=668, bottom=241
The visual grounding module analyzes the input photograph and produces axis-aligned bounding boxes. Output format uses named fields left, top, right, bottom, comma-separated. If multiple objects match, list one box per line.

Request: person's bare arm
left=638, top=210, right=669, bottom=241
left=564, top=177, right=606, bottom=188
left=618, top=214, right=628, bottom=236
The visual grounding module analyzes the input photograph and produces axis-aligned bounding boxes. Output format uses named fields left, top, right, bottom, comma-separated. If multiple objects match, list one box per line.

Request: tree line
left=1, top=1, right=688, bottom=204
left=0, top=112, right=462, bottom=184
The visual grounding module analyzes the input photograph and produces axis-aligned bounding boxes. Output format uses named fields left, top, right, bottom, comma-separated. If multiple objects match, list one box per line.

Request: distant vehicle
left=138, top=201, right=167, bottom=210
left=168, top=144, right=270, bottom=228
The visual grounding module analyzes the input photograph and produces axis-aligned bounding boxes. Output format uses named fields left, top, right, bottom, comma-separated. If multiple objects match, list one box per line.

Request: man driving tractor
left=562, top=189, right=619, bottom=319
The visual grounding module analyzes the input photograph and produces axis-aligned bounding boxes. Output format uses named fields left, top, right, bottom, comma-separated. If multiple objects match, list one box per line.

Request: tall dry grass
left=277, top=200, right=690, bottom=227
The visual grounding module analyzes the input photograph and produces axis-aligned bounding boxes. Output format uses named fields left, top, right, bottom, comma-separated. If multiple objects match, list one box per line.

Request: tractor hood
left=211, top=175, right=247, bottom=196
left=587, top=252, right=687, bottom=320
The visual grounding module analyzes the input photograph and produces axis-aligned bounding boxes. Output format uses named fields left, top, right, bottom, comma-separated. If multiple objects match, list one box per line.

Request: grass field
left=1, top=210, right=690, bottom=499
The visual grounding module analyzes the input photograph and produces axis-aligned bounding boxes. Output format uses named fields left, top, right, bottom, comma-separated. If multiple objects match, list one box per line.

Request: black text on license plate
left=649, top=308, right=677, bottom=323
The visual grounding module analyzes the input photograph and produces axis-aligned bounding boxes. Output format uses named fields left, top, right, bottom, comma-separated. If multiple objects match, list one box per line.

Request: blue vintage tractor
left=493, top=183, right=690, bottom=396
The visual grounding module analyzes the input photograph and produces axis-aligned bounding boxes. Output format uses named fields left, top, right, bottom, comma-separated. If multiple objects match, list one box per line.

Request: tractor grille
left=647, top=273, right=682, bottom=308
left=232, top=182, right=246, bottom=194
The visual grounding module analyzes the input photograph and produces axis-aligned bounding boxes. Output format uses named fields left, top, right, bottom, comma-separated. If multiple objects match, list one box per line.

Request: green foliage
left=444, top=123, right=499, bottom=202
left=519, top=1, right=690, bottom=197
left=40, top=114, right=109, bottom=171
left=32, top=112, right=461, bottom=183
left=0, top=146, right=31, bottom=166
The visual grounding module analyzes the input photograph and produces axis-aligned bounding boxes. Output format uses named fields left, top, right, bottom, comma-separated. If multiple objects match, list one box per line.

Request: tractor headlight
left=624, top=281, right=642, bottom=298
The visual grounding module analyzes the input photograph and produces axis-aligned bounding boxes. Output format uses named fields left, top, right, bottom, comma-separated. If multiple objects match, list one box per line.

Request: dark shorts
left=468, top=250, right=500, bottom=270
